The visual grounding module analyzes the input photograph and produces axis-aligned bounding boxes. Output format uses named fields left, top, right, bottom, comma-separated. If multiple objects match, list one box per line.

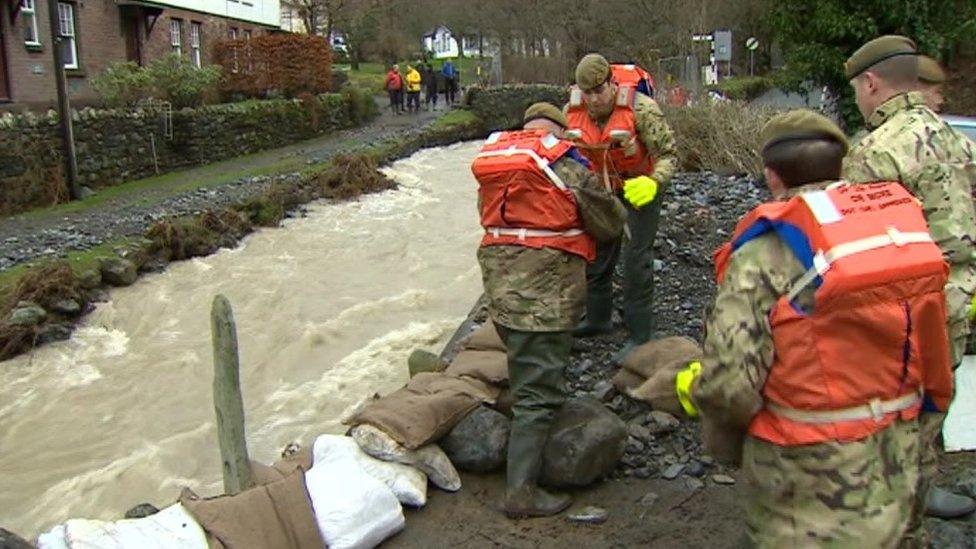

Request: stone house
left=0, top=0, right=280, bottom=111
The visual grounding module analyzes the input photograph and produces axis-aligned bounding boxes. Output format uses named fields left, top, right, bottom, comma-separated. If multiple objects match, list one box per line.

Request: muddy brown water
left=0, top=142, right=483, bottom=539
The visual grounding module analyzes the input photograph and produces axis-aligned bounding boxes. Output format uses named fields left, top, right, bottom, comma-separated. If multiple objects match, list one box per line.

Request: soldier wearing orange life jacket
left=472, top=103, right=625, bottom=519
left=674, top=110, right=953, bottom=546
left=565, top=54, right=679, bottom=363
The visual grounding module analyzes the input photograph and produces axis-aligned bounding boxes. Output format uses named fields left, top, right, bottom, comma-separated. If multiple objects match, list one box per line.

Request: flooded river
left=0, top=142, right=483, bottom=538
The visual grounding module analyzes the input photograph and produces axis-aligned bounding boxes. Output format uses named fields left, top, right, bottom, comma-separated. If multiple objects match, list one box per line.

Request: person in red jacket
left=384, top=65, right=403, bottom=115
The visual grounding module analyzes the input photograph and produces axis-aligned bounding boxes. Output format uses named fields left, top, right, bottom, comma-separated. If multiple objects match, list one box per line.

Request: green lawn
left=337, top=55, right=492, bottom=93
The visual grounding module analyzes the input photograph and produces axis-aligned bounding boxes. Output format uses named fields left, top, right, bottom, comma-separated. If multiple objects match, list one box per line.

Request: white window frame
left=57, top=2, right=78, bottom=69
left=228, top=28, right=239, bottom=73
left=170, top=19, right=182, bottom=56
left=190, top=22, right=202, bottom=68
left=22, top=0, right=40, bottom=46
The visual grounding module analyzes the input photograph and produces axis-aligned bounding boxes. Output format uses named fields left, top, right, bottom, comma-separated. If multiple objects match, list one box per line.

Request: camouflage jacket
left=478, top=155, right=626, bottom=331
left=843, top=91, right=976, bottom=364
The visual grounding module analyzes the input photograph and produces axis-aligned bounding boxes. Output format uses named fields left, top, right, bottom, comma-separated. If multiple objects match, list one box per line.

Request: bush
left=215, top=34, right=333, bottom=99
left=340, top=85, right=378, bottom=125
left=147, top=54, right=222, bottom=109
left=707, top=76, right=775, bottom=102
left=663, top=102, right=780, bottom=176
left=91, top=62, right=153, bottom=108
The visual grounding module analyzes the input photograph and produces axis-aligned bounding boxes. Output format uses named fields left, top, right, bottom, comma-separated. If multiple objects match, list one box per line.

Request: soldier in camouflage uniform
left=841, top=35, right=976, bottom=533
left=474, top=103, right=626, bottom=517
left=686, top=110, right=950, bottom=547
left=565, top=54, right=679, bottom=363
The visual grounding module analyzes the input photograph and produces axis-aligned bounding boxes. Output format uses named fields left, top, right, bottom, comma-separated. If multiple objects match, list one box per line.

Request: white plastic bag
left=313, top=434, right=428, bottom=507
left=305, top=453, right=404, bottom=549
left=37, top=503, right=207, bottom=549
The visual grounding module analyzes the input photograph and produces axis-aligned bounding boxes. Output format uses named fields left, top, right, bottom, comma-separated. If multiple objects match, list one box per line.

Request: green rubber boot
left=612, top=308, right=653, bottom=364
left=504, top=426, right=572, bottom=519
left=572, top=287, right=614, bottom=338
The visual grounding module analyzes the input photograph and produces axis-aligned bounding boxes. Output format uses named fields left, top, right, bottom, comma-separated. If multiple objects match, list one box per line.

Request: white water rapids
left=0, top=142, right=483, bottom=538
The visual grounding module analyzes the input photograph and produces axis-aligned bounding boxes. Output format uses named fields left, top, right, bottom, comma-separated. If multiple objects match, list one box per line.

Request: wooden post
left=211, top=294, right=254, bottom=495
left=47, top=0, right=81, bottom=200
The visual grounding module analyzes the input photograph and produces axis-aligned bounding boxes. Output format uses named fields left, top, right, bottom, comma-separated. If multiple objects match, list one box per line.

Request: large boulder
left=8, top=301, right=46, bottom=327
left=0, top=528, right=34, bottom=549
left=541, top=397, right=627, bottom=488
left=440, top=405, right=510, bottom=473
left=100, top=257, right=137, bottom=287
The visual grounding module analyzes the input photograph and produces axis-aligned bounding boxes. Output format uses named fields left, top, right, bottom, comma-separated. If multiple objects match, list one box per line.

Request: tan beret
left=575, top=53, right=611, bottom=91
left=524, top=102, right=568, bottom=129
left=845, top=35, right=918, bottom=80
left=918, top=55, right=947, bottom=83
left=761, top=109, right=849, bottom=155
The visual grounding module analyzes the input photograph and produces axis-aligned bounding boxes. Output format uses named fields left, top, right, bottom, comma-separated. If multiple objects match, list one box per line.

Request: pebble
left=684, top=477, right=705, bottom=491
left=662, top=464, right=685, bottom=480
left=567, top=506, right=609, bottom=524
left=639, top=492, right=660, bottom=506
left=685, top=461, right=706, bottom=478
left=711, top=474, right=736, bottom=485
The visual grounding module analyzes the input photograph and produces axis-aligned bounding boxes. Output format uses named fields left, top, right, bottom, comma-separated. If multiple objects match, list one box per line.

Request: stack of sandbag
left=37, top=435, right=414, bottom=549
left=611, top=336, right=703, bottom=418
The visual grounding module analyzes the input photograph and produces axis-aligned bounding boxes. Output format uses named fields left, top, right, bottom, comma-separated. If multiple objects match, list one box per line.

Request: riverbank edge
left=0, top=109, right=487, bottom=362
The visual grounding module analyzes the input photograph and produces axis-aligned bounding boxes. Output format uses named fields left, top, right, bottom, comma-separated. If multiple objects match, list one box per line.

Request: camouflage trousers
left=902, top=412, right=945, bottom=548
left=740, top=419, right=920, bottom=548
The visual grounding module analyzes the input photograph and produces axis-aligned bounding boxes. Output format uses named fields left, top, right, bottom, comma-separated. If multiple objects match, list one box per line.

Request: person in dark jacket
left=423, top=63, right=439, bottom=111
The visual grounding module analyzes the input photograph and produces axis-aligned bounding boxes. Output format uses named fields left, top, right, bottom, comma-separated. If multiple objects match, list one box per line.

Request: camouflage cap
left=844, top=35, right=918, bottom=80
left=575, top=53, right=611, bottom=91
left=760, top=109, right=849, bottom=155
left=523, top=102, right=568, bottom=129
left=919, top=55, right=947, bottom=84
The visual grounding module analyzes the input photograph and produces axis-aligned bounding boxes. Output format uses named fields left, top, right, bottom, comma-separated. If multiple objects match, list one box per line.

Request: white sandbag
left=313, top=434, right=428, bottom=507
left=305, top=453, right=404, bottom=549
left=350, top=424, right=461, bottom=492
left=37, top=503, right=207, bottom=549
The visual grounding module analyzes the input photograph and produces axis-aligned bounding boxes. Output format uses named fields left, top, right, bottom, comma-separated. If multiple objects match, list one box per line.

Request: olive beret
left=575, top=53, right=611, bottom=91
left=845, top=35, right=918, bottom=80
left=918, top=55, right=947, bottom=84
left=761, top=109, right=849, bottom=155
left=523, top=102, right=568, bottom=129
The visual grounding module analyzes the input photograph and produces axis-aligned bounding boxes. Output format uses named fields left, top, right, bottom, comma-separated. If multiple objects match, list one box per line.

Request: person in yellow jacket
left=405, top=64, right=422, bottom=114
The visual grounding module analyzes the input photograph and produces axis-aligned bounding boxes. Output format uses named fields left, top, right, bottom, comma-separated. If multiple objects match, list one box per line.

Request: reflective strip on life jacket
left=785, top=227, right=935, bottom=302
left=485, top=227, right=585, bottom=240
left=766, top=389, right=922, bottom=424
left=474, top=147, right=568, bottom=191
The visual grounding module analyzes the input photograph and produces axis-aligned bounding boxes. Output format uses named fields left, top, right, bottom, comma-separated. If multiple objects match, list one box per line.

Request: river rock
left=711, top=474, right=736, bottom=485
left=124, top=502, right=160, bottom=519
left=566, top=506, right=608, bottom=524
left=0, top=528, right=33, bottom=549
left=440, top=405, right=509, bottom=472
left=927, top=520, right=969, bottom=548
left=648, top=411, right=680, bottom=434
left=36, top=323, right=72, bottom=345
left=662, top=463, right=684, bottom=480
left=407, top=349, right=446, bottom=378
left=541, top=397, right=627, bottom=488
left=100, top=257, right=137, bottom=286
left=49, top=298, right=81, bottom=316
left=8, top=302, right=46, bottom=327
left=76, top=268, right=101, bottom=289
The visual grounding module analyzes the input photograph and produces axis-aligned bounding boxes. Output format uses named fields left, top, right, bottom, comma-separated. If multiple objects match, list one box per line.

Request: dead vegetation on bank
left=663, top=103, right=779, bottom=177
left=0, top=154, right=396, bottom=362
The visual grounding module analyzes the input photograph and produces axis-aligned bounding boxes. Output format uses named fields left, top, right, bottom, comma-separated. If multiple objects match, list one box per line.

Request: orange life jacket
left=471, top=129, right=596, bottom=261
left=713, top=182, right=953, bottom=446
left=566, top=64, right=657, bottom=192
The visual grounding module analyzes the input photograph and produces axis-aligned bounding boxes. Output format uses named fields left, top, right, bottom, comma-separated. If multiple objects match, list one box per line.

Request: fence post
left=211, top=294, right=254, bottom=495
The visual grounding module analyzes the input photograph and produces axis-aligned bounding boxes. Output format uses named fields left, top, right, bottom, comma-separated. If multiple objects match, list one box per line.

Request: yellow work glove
left=622, top=175, right=659, bottom=209
left=675, top=361, right=702, bottom=418
left=970, top=293, right=976, bottom=322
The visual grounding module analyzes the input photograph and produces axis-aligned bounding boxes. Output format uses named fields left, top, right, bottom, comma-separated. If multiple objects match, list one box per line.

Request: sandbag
left=619, top=336, right=701, bottom=380
left=444, top=349, right=509, bottom=386
left=304, top=450, right=405, bottom=549
left=611, top=368, right=644, bottom=393
left=346, top=372, right=498, bottom=450
left=459, top=322, right=505, bottom=352
left=251, top=445, right=313, bottom=485
left=37, top=503, right=208, bottom=549
left=313, top=434, right=428, bottom=507
left=350, top=424, right=461, bottom=492
left=180, top=471, right=324, bottom=549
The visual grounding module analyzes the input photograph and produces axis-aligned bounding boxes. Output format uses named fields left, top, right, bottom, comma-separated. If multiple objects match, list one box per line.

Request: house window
left=243, top=30, right=251, bottom=71
left=243, top=29, right=251, bottom=40
left=57, top=2, right=78, bottom=69
left=228, top=27, right=237, bottom=39
left=190, top=22, right=202, bottom=67
left=228, top=28, right=238, bottom=73
left=170, top=19, right=182, bottom=56
left=22, top=0, right=40, bottom=46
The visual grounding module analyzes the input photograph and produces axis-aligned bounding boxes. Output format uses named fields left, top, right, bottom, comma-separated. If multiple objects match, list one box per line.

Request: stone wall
left=0, top=92, right=375, bottom=215
left=463, top=84, right=569, bottom=132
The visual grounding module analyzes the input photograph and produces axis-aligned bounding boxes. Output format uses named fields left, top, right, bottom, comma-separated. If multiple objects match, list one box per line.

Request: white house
left=422, top=25, right=497, bottom=59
